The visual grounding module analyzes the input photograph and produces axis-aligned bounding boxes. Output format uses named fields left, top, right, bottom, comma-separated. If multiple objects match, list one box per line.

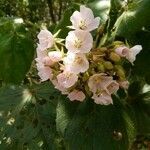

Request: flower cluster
left=35, top=5, right=142, bottom=105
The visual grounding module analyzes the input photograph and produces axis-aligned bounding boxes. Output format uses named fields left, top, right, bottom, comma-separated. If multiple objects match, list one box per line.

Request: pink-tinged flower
left=70, top=5, right=100, bottom=31
left=115, top=46, right=129, bottom=57
left=35, top=51, right=54, bottom=66
left=65, top=30, right=93, bottom=53
left=118, top=80, right=129, bottom=89
left=64, top=53, right=89, bottom=74
left=88, top=74, right=119, bottom=94
left=92, top=91, right=113, bottom=105
left=115, top=45, right=142, bottom=64
left=126, top=45, right=142, bottom=64
left=36, top=44, right=47, bottom=58
left=48, top=51, right=63, bottom=63
left=37, top=29, right=54, bottom=51
left=106, top=81, right=119, bottom=95
left=36, top=63, right=52, bottom=81
left=51, top=79, right=68, bottom=95
left=57, top=71, right=78, bottom=88
left=68, top=90, right=85, bottom=102
left=36, top=49, right=63, bottom=66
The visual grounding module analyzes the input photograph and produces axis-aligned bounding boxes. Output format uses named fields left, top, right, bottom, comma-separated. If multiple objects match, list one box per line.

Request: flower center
left=74, top=56, right=83, bottom=65
left=78, top=20, right=87, bottom=30
left=94, top=77, right=101, bottom=84
left=74, top=38, right=82, bottom=48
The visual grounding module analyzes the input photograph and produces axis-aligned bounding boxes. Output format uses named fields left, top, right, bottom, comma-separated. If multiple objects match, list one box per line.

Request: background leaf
left=0, top=17, right=34, bottom=84
left=56, top=97, right=135, bottom=150
left=0, top=82, right=61, bottom=149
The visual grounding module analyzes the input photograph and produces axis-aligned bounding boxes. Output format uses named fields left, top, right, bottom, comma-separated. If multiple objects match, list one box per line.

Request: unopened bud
left=92, top=54, right=105, bottom=61
left=99, top=47, right=107, bottom=52
left=110, top=52, right=120, bottom=62
left=115, top=65, right=125, bottom=79
left=113, top=41, right=124, bottom=45
left=104, top=61, right=113, bottom=70
left=97, top=63, right=105, bottom=72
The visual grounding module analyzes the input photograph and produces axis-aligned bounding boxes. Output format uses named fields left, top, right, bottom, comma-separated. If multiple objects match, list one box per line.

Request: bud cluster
left=35, top=5, right=142, bottom=105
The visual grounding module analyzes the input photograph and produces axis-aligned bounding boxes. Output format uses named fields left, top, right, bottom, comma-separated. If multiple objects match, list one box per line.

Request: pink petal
left=68, top=90, right=85, bottom=102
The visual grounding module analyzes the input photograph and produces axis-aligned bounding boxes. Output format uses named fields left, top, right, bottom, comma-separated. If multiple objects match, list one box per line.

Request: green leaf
left=113, top=0, right=150, bottom=39
left=0, top=17, right=34, bottom=84
left=128, top=91, right=150, bottom=135
left=56, top=95, right=79, bottom=136
left=0, top=82, right=60, bottom=149
left=88, top=0, right=110, bottom=23
left=56, top=97, right=135, bottom=150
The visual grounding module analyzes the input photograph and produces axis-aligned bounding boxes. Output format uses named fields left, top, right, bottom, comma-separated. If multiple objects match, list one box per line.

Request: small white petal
left=65, top=30, right=93, bottom=53
left=37, top=64, right=52, bottom=81
left=106, top=81, right=119, bottom=95
left=51, top=79, right=68, bottom=94
left=68, top=90, right=85, bottom=102
left=126, top=45, right=142, bottom=64
left=64, top=53, right=89, bottom=74
left=37, top=29, right=54, bottom=51
left=118, top=80, right=129, bottom=89
left=92, top=91, right=113, bottom=105
left=48, top=51, right=63, bottom=63
left=70, top=5, right=100, bottom=31
left=115, top=46, right=129, bottom=57
left=57, top=71, right=78, bottom=88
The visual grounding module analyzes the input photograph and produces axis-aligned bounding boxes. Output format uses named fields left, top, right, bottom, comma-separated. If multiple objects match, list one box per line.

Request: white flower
left=64, top=53, right=89, bottom=74
left=36, top=48, right=63, bottom=66
left=57, top=71, right=78, bottom=88
left=70, top=5, right=100, bottom=31
left=126, top=45, right=142, bottom=64
left=115, top=46, right=129, bottom=57
left=35, top=50, right=53, bottom=66
left=106, top=81, right=119, bottom=95
left=92, top=91, right=113, bottom=105
left=51, top=79, right=68, bottom=95
left=65, top=30, right=93, bottom=54
left=88, top=74, right=119, bottom=95
left=118, top=80, right=129, bottom=89
left=37, top=29, right=54, bottom=51
left=48, top=51, right=63, bottom=63
left=115, top=45, right=142, bottom=64
left=36, top=44, right=47, bottom=58
left=36, top=63, right=53, bottom=81
left=68, top=90, right=85, bottom=102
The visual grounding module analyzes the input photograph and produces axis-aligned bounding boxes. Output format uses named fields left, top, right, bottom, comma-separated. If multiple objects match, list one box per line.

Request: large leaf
left=56, top=97, right=135, bottom=150
left=113, top=0, right=150, bottom=39
left=0, top=17, right=34, bottom=84
left=0, top=82, right=60, bottom=149
left=88, top=0, right=110, bottom=23
left=127, top=83, right=150, bottom=135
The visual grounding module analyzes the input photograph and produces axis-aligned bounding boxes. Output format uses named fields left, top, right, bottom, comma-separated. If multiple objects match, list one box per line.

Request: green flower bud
left=115, top=65, right=125, bottom=79
left=97, top=63, right=105, bottom=72
left=104, top=61, right=113, bottom=70
left=110, top=52, right=121, bottom=62
left=99, top=47, right=107, bottom=52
